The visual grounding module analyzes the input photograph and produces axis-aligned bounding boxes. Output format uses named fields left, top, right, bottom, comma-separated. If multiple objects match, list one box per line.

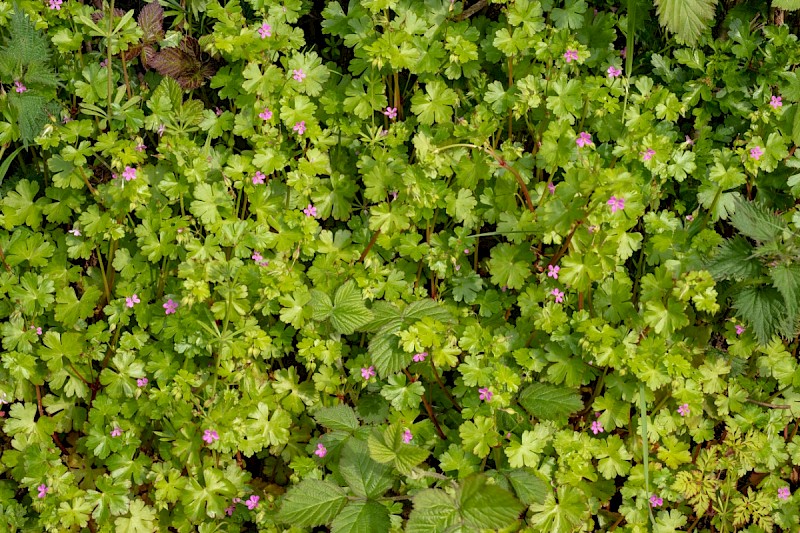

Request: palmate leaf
left=367, top=425, right=429, bottom=474
left=654, top=0, right=717, bottom=45
left=518, top=383, right=583, bottom=420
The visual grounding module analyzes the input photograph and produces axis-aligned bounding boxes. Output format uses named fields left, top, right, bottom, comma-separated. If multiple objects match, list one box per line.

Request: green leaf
left=339, top=439, right=394, bottom=498
left=410, top=80, right=458, bottom=125
left=528, top=486, right=589, bottom=531
left=771, top=263, right=800, bottom=316
left=278, top=480, right=348, bottom=527
left=518, top=383, right=582, bottom=420
left=459, top=474, right=524, bottom=530
left=406, top=489, right=459, bottom=533
left=773, top=0, right=800, bottom=9
left=113, top=499, right=156, bottom=533
left=367, top=426, right=429, bottom=474
left=503, top=469, right=549, bottom=506
left=379, top=373, right=425, bottom=411
left=313, top=404, right=360, bottom=432
left=654, top=0, right=717, bottom=45
left=706, top=237, right=761, bottom=281
left=729, top=198, right=786, bottom=242
left=733, top=286, right=787, bottom=345
left=330, top=501, right=390, bottom=533
left=330, top=281, right=373, bottom=334
left=488, top=243, right=534, bottom=290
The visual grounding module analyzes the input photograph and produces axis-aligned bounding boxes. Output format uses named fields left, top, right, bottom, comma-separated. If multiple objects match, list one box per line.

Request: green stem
left=639, top=384, right=655, bottom=525
left=106, top=0, right=114, bottom=125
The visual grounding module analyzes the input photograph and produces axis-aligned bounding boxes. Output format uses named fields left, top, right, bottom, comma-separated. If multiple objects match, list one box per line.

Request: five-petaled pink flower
left=564, top=49, right=578, bottom=63
left=137, top=377, right=148, bottom=387
left=735, top=324, right=746, bottom=335
left=607, top=196, right=625, bottom=213
left=551, top=288, right=564, bottom=303
left=590, top=420, right=604, bottom=434
left=402, top=429, right=413, bottom=444
left=548, top=265, right=560, bottom=279
left=252, top=251, right=264, bottom=262
left=31, top=325, right=43, bottom=335
left=293, top=121, right=306, bottom=135
left=778, top=487, right=791, bottom=500
left=547, top=182, right=556, bottom=194
left=478, top=388, right=493, bottom=402
left=677, top=403, right=690, bottom=417
left=770, top=95, right=782, bottom=109
left=245, top=495, right=260, bottom=510
left=361, top=366, right=376, bottom=380
left=110, top=427, right=122, bottom=437
left=202, top=429, right=219, bottom=444
left=14, top=81, right=26, bottom=93
left=750, top=146, right=763, bottom=160
left=292, top=69, right=306, bottom=82
left=303, top=204, right=317, bottom=217
left=607, top=66, right=622, bottom=78
left=252, top=171, right=266, bottom=185
left=413, top=352, right=427, bottom=362
left=642, top=148, right=656, bottom=161
left=576, top=131, right=593, bottom=148
left=649, top=494, right=663, bottom=508
left=258, top=22, right=272, bottom=39
left=49, top=0, right=62, bottom=10
left=383, top=107, right=397, bottom=120
left=37, top=484, right=49, bottom=498
left=315, top=443, right=327, bottom=457
left=125, top=294, right=140, bottom=308
left=163, top=299, right=178, bottom=315
left=259, top=107, right=272, bottom=120
left=122, top=166, right=137, bottom=181
left=225, top=504, right=235, bottom=516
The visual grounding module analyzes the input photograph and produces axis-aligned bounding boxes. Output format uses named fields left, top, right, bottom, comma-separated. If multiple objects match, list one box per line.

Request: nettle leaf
left=518, top=383, right=583, bottom=420
left=278, top=480, right=348, bottom=527
left=771, top=263, right=800, bottom=316
left=654, top=0, right=716, bottom=45
left=733, top=286, right=788, bottom=344
left=728, top=198, right=786, bottom=243
left=339, top=439, right=394, bottom=498
left=706, top=237, right=761, bottom=281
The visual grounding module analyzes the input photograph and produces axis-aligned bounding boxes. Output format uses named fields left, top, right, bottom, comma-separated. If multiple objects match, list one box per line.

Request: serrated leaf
left=771, top=263, right=800, bottom=315
left=733, top=286, right=787, bottom=345
left=278, top=480, right=348, bottom=527
left=773, top=0, right=800, bottom=9
left=503, top=469, right=549, bottom=506
left=518, top=383, right=582, bottom=420
left=406, top=489, right=459, bottom=533
left=367, top=426, right=429, bottom=474
left=729, top=198, right=786, bottom=242
left=330, top=281, right=373, bottom=334
left=138, top=2, right=164, bottom=43
left=459, top=474, right=525, bottom=530
left=339, top=439, right=394, bottom=498
left=654, top=0, right=717, bottom=45
left=330, top=501, right=390, bottom=533
left=706, top=237, right=761, bottom=280
left=313, top=404, right=360, bottom=432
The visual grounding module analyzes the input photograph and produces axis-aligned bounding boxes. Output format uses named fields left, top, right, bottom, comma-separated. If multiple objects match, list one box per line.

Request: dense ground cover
left=3, top=0, right=800, bottom=531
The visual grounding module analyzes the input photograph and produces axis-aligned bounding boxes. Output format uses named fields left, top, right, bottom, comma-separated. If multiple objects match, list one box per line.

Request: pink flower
left=100, top=59, right=108, bottom=68
left=413, top=352, right=428, bottom=362
left=258, top=22, right=272, bottom=38
left=547, top=265, right=560, bottom=279
left=735, top=324, right=746, bottom=335
left=110, top=427, right=122, bottom=437
left=551, top=288, right=564, bottom=303
left=30, top=326, right=42, bottom=335
left=157, top=124, right=165, bottom=136
left=402, top=429, right=413, bottom=444
left=685, top=214, right=694, bottom=221
left=575, top=132, right=593, bottom=148
left=607, top=66, right=622, bottom=78
left=125, top=294, right=140, bottom=308
left=361, top=366, right=376, bottom=380
left=464, top=248, right=470, bottom=254
left=677, top=403, right=690, bottom=417
left=245, top=495, right=260, bottom=510
left=163, top=299, right=178, bottom=315
left=590, top=420, right=604, bottom=434
left=225, top=504, right=235, bottom=516
left=303, top=204, right=317, bottom=217
left=770, top=95, right=782, bottom=109
left=685, top=135, right=694, bottom=146
left=14, top=81, right=27, bottom=93
left=202, top=429, right=219, bottom=444
left=641, top=148, right=656, bottom=161
left=778, top=487, right=791, bottom=500
left=215, top=107, right=223, bottom=116
left=49, top=0, right=62, bottom=10
left=135, top=143, right=146, bottom=152
left=564, top=49, right=578, bottom=63
left=620, top=47, right=627, bottom=59
left=649, top=494, right=663, bottom=508
left=122, top=166, right=137, bottom=181
left=750, top=146, right=763, bottom=160
left=37, top=484, right=49, bottom=498
left=259, top=107, right=273, bottom=120
left=292, top=69, right=306, bottom=82
left=547, top=182, right=556, bottom=194
left=607, top=196, right=625, bottom=213
left=383, top=107, right=397, bottom=120
left=252, top=171, right=266, bottom=185
left=478, top=388, right=493, bottom=402
left=314, top=443, right=327, bottom=457
left=252, top=252, right=263, bottom=262
left=293, top=121, right=306, bottom=135
left=137, top=377, right=148, bottom=387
